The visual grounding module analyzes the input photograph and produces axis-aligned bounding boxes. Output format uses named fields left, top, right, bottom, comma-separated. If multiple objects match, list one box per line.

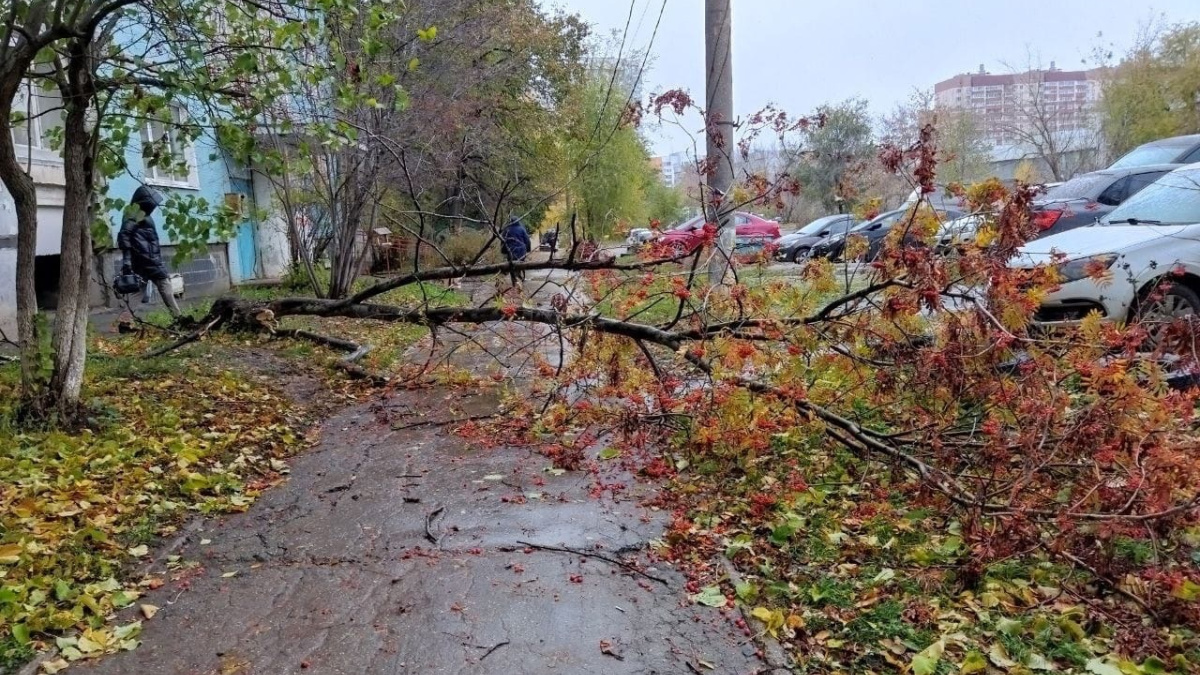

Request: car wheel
left=1132, top=281, right=1200, bottom=345
left=790, top=247, right=810, bottom=263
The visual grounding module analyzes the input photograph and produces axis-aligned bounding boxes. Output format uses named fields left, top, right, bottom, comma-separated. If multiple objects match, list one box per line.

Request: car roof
left=1090, top=163, right=1183, bottom=177
left=1142, top=134, right=1200, bottom=148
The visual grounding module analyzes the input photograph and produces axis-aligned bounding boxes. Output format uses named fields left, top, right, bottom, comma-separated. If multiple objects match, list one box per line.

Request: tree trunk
left=48, top=43, right=97, bottom=416
left=0, top=70, right=45, bottom=407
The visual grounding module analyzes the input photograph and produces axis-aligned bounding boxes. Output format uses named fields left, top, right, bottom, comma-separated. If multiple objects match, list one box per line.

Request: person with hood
left=500, top=217, right=531, bottom=285
left=118, top=186, right=181, bottom=318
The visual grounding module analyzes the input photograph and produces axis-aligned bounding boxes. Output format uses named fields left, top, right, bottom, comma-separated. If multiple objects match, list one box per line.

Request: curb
left=720, top=558, right=792, bottom=673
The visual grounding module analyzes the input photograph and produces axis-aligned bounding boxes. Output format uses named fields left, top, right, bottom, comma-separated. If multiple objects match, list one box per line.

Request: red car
left=657, top=212, right=782, bottom=255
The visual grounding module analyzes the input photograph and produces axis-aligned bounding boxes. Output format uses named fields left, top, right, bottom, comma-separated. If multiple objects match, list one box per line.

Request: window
left=1103, top=168, right=1200, bottom=225
left=1126, top=171, right=1169, bottom=200
left=142, top=105, right=197, bottom=187
left=10, top=80, right=63, bottom=156
left=1096, top=177, right=1130, bottom=207
left=1181, top=146, right=1200, bottom=164
left=1110, top=143, right=1188, bottom=170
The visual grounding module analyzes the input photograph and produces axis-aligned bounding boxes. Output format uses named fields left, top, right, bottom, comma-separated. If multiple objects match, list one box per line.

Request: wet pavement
left=74, top=279, right=770, bottom=675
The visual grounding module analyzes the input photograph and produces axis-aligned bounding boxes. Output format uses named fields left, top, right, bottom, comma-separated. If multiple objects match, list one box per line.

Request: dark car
left=937, top=164, right=1177, bottom=253
left=1108, top=134, right=1200, bottom=169
left=811, top=207, right=964, bottom=262
left=1031, top=164, right=1176, bottom=238
left=809, top=210, right=906, bottom=261
left=772, top=214, right=857, bottom=263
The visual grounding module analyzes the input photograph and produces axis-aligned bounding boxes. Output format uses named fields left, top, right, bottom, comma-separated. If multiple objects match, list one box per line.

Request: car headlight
left=1056, top=254, right=1118, bottom=283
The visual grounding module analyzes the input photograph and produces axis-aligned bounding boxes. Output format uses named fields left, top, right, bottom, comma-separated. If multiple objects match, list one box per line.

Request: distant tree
left=644, top=175, right=685, bottom=227
left=563, top=72, right=654, bottom=238
left=785, top=98, right=875, bottom=212
left=1098, top=22, right=1200, bottom=159
left=996, top=57, right=1105, bottom=181
left=881, top=89, right=993, bottom=184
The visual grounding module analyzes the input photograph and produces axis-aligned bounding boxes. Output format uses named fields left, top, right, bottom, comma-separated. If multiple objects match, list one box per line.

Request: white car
left=625, top=228, right=656, bottom=251
left=1017, top=164, right=1200, bottom=327
left=936, top=214, right=985, bottom=251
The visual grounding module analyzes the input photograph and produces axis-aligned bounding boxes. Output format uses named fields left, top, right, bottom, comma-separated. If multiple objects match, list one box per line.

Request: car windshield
left=851, top=211, right=903, bottom=232
left=794, top=215, right=844, bottom=236
left=1042, top=173, right=1111, bottom=200
left=1109, top=144, right=1187, bottom=169
left=1102, top=168, right=1200, bottom=225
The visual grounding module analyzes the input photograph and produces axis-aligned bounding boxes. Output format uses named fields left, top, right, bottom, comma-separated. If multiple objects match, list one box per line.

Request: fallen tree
left=147, top=145, right=1200, bottom=647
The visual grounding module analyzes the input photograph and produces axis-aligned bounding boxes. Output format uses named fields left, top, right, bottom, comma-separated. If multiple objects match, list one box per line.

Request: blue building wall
left=104, top=126, right=261, bottom=291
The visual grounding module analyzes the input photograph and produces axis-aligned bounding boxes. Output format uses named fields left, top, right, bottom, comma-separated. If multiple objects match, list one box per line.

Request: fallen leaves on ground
left=0, top=352, right=306, bottom=667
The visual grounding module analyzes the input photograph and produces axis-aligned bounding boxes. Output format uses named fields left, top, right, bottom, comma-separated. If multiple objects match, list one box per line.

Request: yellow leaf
left=41, top=658, right=70, bottom=674
left=0, top=543, right=23, bottom=564
left=140, top=604, right=159, bottom=619
left=750, top=606, right=785, bottom=637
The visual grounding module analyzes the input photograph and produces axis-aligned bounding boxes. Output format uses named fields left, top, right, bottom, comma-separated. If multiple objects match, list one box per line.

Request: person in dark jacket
left=117, top=186, right=180, bottom=318
left=500, top=217, right=531, bottom=285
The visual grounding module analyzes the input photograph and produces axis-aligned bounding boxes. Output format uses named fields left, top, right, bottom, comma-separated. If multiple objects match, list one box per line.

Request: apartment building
left=934, top=63, right=1103, bottom=146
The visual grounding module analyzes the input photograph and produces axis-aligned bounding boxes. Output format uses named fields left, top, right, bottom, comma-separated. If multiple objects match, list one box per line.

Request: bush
left=440, top=229, right=504, bottom=266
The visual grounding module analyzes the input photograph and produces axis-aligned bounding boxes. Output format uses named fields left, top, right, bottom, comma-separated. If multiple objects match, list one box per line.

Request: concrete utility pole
left=704, top=0, right=734, bottom=286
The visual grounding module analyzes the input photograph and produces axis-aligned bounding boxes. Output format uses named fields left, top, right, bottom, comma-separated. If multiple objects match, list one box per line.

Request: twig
left=141, top=315, right=222, bottom=358
left=276, top=328, right=389, bottom=384
left=425, top=505, right=445, bottom=545
left=1047, top=545, right=1159, bottom=622
left=392, top=413, right=497, bottom=431
left=516, top=540, right=668, bottom=585
left=478, top=640, right=509, bottom=661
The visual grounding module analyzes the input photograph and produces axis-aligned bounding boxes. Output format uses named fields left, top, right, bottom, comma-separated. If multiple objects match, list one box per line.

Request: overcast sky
left=539, top=0, right=1196, bottom=156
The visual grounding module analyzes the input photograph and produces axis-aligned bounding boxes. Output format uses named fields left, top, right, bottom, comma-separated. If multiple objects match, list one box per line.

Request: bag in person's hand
left=113, top=272, right=144, bottom=296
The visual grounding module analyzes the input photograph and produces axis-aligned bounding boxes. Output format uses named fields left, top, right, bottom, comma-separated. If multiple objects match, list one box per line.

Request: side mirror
left=819, top=230, right=830, bottom=237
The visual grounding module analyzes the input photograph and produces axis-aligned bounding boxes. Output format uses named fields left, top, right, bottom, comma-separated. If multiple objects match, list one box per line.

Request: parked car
left=773, top=214, right=857, bottom=263
left=624, top=228, right=655, bottom=252
left=658, top=212, right=781, bottom=255
left=937, top=165, right=1176, bottom=251
left=901, top=185, right=970, bottom=213
left=811, top=207, right=963, bottom=261
left=935, top=213, right=986, bottom=253
left=1109, top=134, right=1200, bottom=170
left=1016, top=163, right=1200, bottom=328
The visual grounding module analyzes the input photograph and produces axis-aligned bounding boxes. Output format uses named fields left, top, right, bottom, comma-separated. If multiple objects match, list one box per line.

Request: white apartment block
left=934, top=63, right=1103, bottom=147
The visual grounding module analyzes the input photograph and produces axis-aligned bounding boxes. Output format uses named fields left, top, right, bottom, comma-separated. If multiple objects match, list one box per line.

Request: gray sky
left=539, top=0, right=1197, bottom=155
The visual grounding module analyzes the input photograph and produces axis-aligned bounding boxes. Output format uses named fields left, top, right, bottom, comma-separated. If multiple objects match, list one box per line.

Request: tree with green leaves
left=362, top=0, right=586, bottom=253
left=0, top=0, right=396, bottom=418
left=249, top=2, right=416, bottom=298
left=562, top=70, right=657, bottom=239
left=1099, top=22, right=1200, bottom=159
left=785, top=98, right=875, bottom=212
